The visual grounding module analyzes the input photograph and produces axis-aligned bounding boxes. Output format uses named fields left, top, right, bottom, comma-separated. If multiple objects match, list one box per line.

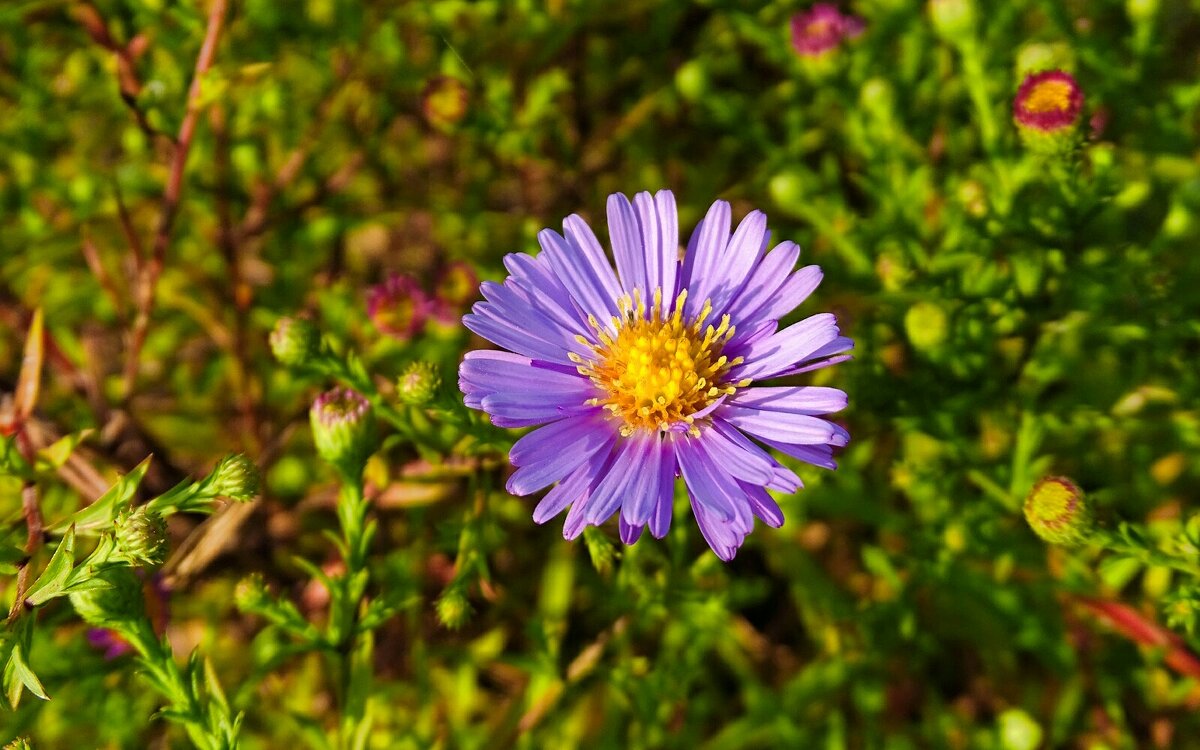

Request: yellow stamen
left=1024, top=79, right=1073, bottom=114
left=576, top=289, right=742, bottom=433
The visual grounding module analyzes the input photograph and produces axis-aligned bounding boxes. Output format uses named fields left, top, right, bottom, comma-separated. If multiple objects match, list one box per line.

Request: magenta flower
left=791, top=4, right=864, bottom=58
left=458, top=191, right=852, bottom=560
left=1013, top=69, right=1083, bottom=133
left=367, top=273, right=430, bottom=341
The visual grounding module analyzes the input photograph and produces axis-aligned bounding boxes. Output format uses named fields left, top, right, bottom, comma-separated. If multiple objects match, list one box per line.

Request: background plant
left=2, top=0, right=1200, bottom=747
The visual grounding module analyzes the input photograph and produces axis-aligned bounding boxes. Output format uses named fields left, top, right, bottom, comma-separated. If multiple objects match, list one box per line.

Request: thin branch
left=121, top=0, right=229, bottom=400
left=80, top=230, right=128, bottom=317
left=113, top=181, right=146, bottom=268
left=7, top=468, right=42, bottom=625
left=73, top=2, right=171, bottom=145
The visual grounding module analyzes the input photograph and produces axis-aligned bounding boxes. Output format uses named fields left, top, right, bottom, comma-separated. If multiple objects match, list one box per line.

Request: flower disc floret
left=573, top=290, right=745, bottom=436
left=1013, top=69, right=1083, bottom=133
left=1024, top=475, right=1092, bottom=545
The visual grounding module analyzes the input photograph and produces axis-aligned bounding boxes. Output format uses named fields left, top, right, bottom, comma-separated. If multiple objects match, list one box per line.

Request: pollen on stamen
left=575, top=287, right=745, bottom=433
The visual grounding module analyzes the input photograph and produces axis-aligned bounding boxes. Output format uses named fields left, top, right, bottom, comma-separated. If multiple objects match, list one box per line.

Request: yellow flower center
left=572, top=290, right=746, bottom=436
left=1024, top=79, right=1073, bottom=114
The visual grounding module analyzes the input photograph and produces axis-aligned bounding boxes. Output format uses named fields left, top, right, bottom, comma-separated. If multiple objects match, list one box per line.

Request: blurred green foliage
left=3, top=0, right=1200, bottom=747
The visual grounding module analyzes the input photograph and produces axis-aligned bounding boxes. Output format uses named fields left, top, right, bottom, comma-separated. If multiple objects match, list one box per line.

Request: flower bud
left=1014, top=42, right=1075, bottom=79
left=366, top=273, right=430, bottom=342
left=904, top=301, right=950, bottom=353
left=674, top=60, right=708, bottom=102
left=311, top=388, right=376, bottom=475
left=1127, top=0, right=1158, bottom=23
left=436, top=586, right=470, bottom=630
left=791, top=4, right=864, bottom=59
left=998, top=708, right=1044, bottom=750
left=1024, top=476, right=1093, bottom=545
left=4, top=738, right=32, bottom=750
left=269, top=317, right=321, bottom=367
left=421, top=75, right=469, bottom=130
left=1013, top=70, right=1084, bottom=155
left=396, top=362, right=442, bottom=406
left=70, top=567, right=146, bottom=629
left=209, top=453, right=260, bottom=501
left=113, top=507, right=168, bottom=566
left=928, top=0, right=976, bottom=40
left=234, top=573, right=270, bottom=613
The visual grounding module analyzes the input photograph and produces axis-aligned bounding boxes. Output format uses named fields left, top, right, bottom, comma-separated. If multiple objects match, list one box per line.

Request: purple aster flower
left=458, top=191, right=853, bottom=561
left=791, top=4, right=864, bottom=58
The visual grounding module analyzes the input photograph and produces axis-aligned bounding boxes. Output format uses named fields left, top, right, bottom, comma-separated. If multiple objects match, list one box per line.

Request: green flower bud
left=904, top=301, right=949, bottom=353
left=269, top=317, right=321, bottom=367
left=234, top=573, right=270, bottom=613
left=310, top=388, right=376, bottom=476
left=70, top=567, right=145, bottom=629
left=209, top=453, right=260, bottom=501
left=675, top=60, right=708, bottom=102
left=1024, top=476, right=1093, bottom=545
left=1014, top=42, right=1075, bottom=79
left=928, top=0, right=976, bottom=41
left=396, top=362, right=441, bottom=406
left=436, top=585, right=470, bottom=630
left=1127, top=0, right=1158, bottom=23
left=113, top=507, right=168, bottom=566
left=4, top=738, right=32, bottom=750
left=998, top=708, right=1043, bottom=750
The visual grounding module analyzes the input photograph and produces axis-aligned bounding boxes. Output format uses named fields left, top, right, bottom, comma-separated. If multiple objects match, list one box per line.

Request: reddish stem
left=122, top=0, right=229, bottom=400
left=1075, top=595, right=1200, bottom=680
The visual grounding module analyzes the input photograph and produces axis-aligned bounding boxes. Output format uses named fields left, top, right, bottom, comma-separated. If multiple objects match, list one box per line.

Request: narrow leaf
left=24, top=526, right=76, bottom=606
left=63, top=457, right=153, bottom=533
left=15, top=309, right=44, bottom=421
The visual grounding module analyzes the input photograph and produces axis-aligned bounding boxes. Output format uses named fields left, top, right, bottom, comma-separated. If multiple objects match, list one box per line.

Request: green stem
left=1098, top=531, right=1200, bottom=579
left=959, top=40, right=1000, bottom=159
left=331, top=474, right=373, bottom=749
left=120, top=618, right=237, bottom=750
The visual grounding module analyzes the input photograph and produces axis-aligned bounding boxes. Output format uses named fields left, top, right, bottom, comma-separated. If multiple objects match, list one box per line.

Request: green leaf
left=24, top=525, right=76, bottom=606
left=4, top=643, right=47, bottom=707
left=33, top=429, right=92, bottom=473
left=61, top=457, right=152, bottom=534
left=203, top=655, right=230, bottom=715
left=0, top=437, right=31, bottom=479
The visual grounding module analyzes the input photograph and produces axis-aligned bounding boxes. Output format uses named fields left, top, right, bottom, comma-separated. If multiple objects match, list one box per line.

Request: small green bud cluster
left=269, top=317, right=321, bottom=368
left=113, top=506, right=168, bottom=566
left=436, top=585, right=471, bottom=630
left=234, top=573, right=271, bottom=613
left=208, top=453, right=260, bottom=501
left=396, top=361, right=441, bottom=406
